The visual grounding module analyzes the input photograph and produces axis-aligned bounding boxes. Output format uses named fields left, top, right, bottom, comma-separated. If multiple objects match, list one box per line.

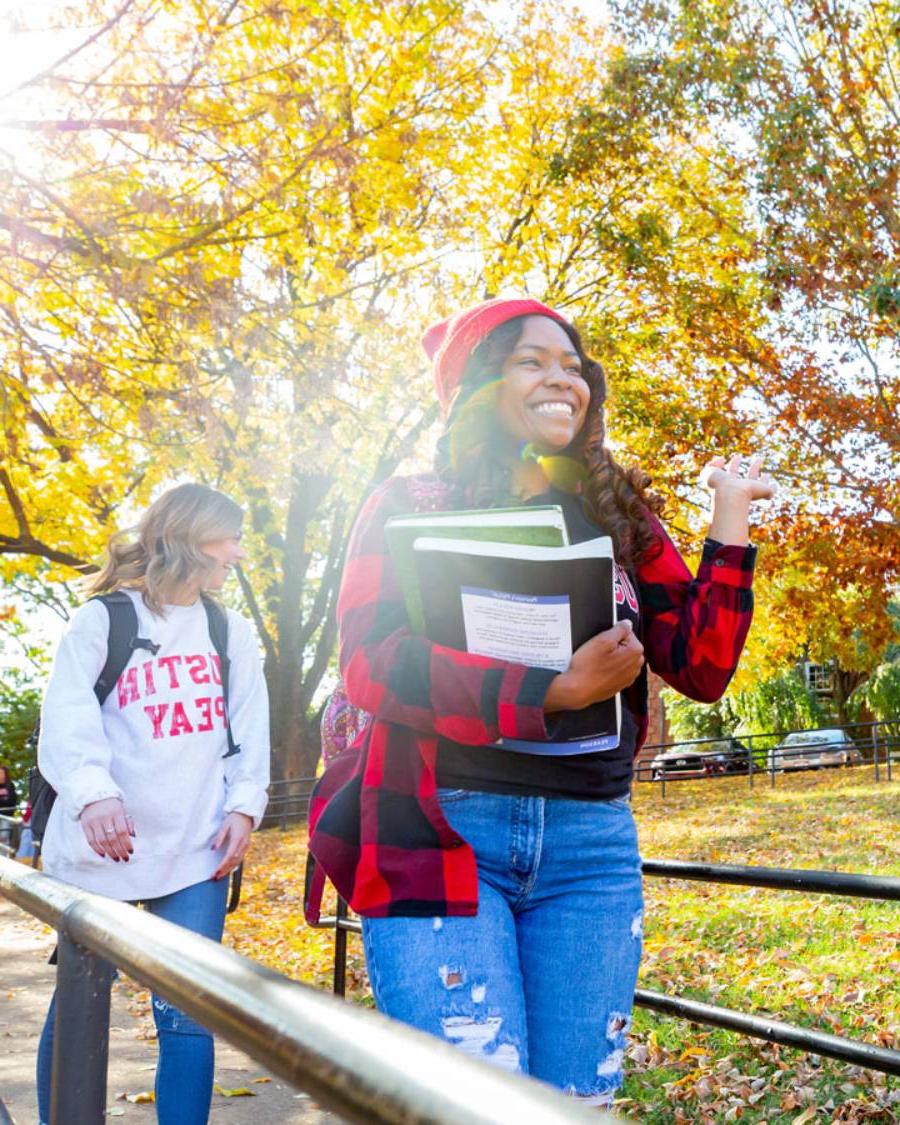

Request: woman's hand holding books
left=544, top=621, right=645, bottom=713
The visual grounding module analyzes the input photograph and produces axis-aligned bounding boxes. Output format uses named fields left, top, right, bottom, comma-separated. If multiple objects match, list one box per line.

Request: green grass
left=621, top=766, right=900, bottom=1122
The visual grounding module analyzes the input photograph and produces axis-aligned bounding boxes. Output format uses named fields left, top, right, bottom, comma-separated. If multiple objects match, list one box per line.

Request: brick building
left=635, top=672, right=670, bottom=770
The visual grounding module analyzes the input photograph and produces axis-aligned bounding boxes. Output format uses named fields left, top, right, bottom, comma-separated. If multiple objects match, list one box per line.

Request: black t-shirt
left=435, top=488, right=639, bottom=801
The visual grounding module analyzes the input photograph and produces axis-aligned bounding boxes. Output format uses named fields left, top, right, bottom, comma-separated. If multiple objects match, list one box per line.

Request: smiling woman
left=307, top=295, right=775, bottom=1107
left=494, top=318, right=590, bottom=453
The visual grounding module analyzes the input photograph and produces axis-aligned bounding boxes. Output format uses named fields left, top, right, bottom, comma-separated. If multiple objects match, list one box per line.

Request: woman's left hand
left=211, top=811, right=253, bottom=880
left=701, top=454, right=776, bottom=504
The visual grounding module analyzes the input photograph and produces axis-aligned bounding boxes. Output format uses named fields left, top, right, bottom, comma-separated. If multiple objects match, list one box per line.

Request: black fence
left=0, top=856, right=610, bottom=1125
left=635, top=719, right=898, bottom=795
left=8, top=721, right=897, bottom=844
left=312, top=861, right=900, bottom=1079
left=260, top=721, right=899, bottom=829
left=261, top=776, right=317, bottom=829
left=1, top=779, right=320, bottom=845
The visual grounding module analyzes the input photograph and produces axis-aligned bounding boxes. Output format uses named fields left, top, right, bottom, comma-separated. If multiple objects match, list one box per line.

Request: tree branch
left=0, top=215, right=91, bottom=256
left=235, top=563, right=278, bottom=669
left=295, top=503, right=346, bottom=654
left=0, top=118, right=154, bottom=134
left=2, top=0, right=139, bottom=99
left=0, top=533, right=95, bottom=573
left=0, top=469, right=31, bottom=538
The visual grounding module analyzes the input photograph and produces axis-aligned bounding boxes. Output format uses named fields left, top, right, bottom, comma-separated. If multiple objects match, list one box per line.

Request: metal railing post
left=334, top=896, right=349, bottom=998
left=50, top=932, right=114, bottom=1125
left=0, top=815, right=21, bottom=859
left=873, top=727, right=880, bottom=782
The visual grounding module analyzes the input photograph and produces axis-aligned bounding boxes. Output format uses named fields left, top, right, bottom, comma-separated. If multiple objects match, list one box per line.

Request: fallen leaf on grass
left=214, top=1084, right=256, bottom=1097
left=126, top=1090, right=154, bottom=1103
left=792, top=1108, right=818, bottom=1124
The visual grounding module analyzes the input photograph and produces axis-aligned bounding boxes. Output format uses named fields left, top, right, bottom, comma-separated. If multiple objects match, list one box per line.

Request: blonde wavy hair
left=88, top=483, right=243, bottom=615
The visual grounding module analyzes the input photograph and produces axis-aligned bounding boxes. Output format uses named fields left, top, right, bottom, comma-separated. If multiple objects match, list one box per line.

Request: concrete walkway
left=0, top=898, right=340, bottom=1124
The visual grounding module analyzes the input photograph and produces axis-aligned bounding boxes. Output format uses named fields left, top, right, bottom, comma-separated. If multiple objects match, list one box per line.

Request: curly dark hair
left=434, top=315, right=664, bottom=569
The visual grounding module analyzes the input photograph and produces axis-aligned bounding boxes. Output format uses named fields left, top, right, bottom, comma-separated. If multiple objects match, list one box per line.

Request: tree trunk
left=832, top=665, right=868, bottom=727
left=271, top=710, right=321, bottom=783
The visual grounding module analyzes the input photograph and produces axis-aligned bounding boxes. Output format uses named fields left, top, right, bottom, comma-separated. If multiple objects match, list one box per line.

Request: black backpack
left=30, top=590, right=241, bottom=851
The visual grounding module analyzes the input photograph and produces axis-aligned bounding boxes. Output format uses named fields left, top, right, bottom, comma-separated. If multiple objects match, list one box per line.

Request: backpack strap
left=201, top=595, right=241, bottom=759
left=91, top=592, right=160, bottom=705
left=201, top=595, right=245, bottom=912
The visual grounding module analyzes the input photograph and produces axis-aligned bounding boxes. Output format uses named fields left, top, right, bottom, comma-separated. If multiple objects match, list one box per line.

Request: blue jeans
left=362, top=790, right=643, bottom=1106
left=37, top=877, right=228, bottom=1124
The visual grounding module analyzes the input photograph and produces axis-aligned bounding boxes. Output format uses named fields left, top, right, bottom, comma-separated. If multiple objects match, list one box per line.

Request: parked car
left=766, top=728, right=863, bottom=772
left=649, top=738, right=750, bottom=781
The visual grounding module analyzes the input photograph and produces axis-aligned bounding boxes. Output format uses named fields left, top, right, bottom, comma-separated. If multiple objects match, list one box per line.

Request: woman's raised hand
left=702, top=454, right=776, bottom=546
left=544, top=621, right=645, bottom=713
left=700, top=454, right=776, bottom=503
left=80, top=796, right=135, bottom=862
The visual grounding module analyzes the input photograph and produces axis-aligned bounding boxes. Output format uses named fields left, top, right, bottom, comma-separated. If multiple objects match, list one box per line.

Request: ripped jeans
left=37, top=877, right=228, bottom=1125
left=362, top=790, right=643, bottom=1105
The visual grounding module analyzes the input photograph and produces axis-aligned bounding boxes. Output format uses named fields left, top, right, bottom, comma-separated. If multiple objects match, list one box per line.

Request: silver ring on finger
left=104, top=827, right=116, bottom=835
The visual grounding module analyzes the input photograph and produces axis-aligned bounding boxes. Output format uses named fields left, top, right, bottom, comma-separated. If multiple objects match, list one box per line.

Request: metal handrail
left=0, top=856, right=611, bottom=1124
left=634, top=990, right=900, bottom=1076
left=641, top=860, right=900, bottom=900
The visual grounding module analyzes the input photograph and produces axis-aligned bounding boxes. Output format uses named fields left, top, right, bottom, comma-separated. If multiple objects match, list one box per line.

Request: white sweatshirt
left=38, top=591, right=270, bottom=900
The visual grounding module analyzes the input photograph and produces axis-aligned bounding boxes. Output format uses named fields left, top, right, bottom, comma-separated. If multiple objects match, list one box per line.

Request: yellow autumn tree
left=2, top=0, right=896, bottom=776
left=3, top=1, right=652, bottom=775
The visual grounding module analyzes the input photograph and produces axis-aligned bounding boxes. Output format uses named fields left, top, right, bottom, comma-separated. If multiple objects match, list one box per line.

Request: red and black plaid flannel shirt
left=306, top=474, right=756, bottom=921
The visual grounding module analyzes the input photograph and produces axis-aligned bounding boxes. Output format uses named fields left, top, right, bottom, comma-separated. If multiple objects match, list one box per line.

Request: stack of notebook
left=386, top=506, right=620, bottom=755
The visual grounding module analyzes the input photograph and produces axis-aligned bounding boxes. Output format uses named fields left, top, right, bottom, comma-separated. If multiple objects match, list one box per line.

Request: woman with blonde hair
left=36, top=482, right=269, bottom=1125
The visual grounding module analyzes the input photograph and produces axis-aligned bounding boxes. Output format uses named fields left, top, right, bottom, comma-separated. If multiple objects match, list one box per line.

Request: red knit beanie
left=423, top=297, right=569, bottom=415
